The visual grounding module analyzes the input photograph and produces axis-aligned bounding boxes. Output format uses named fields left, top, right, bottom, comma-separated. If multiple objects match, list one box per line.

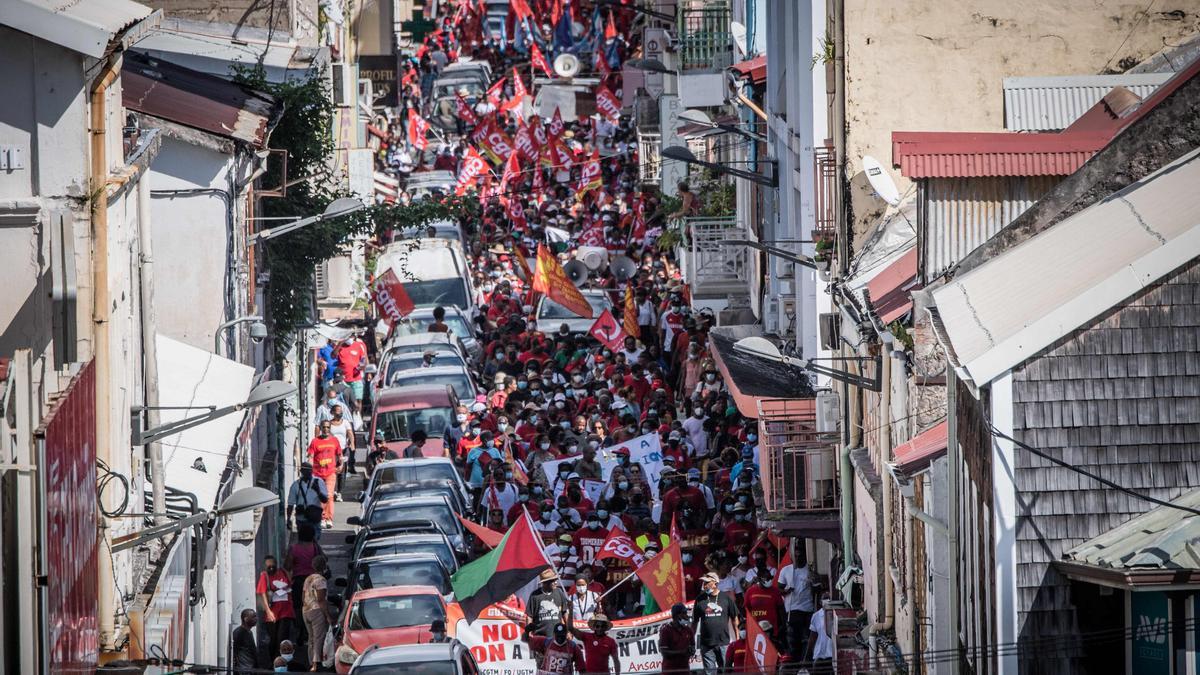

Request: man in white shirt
left=326, top=404, right=355, bottom=498
left=778, top=549, right=817, bottom=660
left=806, top=593, right=834, bottom=673
left=681, top=407, right=708, bottom=459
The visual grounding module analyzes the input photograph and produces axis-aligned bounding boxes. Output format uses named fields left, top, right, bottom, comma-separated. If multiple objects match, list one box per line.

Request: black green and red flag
left=451, top=509, right=553, bottom=621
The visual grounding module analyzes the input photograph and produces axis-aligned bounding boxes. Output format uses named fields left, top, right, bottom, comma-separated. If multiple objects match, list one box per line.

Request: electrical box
left=816, top=390, right=841, bottom=434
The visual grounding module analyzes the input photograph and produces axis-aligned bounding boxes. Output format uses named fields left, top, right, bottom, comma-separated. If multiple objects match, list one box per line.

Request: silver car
left=349, top=641, right=481, bottom=674
left=535, top=289, right=615, bottom=335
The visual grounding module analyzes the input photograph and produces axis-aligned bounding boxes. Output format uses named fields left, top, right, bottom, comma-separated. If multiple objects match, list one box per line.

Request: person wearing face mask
left=527, top=569, right=572, bottom=636
left=551, top=495, right=583, bottom=532
left=564, top=476, right=595, bottom=518
left=482, top=467, right=519, bottom=523
left=465, top=431, right=503, bottom=509
left=568, top=614, right=621, bottom=675
left=527, top=436, right=558, bottom=477
left=743, top=569, right=786, bottom=643
left=534, top=499, right=560, bottom=543
left=428, top=618, right=452, bottom=643
left=660, top=467, right=710, bottom=534
left=277, top=640, right=305, bottom=671
left=725, top=503, right=758, bottom=549
left=778, top=545, right=817, bottom=661
left=444, top=405, right=471, bottom=453
left=730, top=445, right=758, bottom=485
left=569, top=576, right=601, bottom=621
left=724, top=624, right=750, bottom=674
left=571, top=513, right=609, bottom=567
left=659, top=604, right=696, bottom=674
left=256, top=555, right=294, bottom=660
left=231, top=608, right=262, bottom=674
left=681, top=547, right=706, bottom=598
left=681, top=404, right=709, bottom=459
left=508, top=485, right=538, bottom=524
left=302, top=555, right=331, bottom=671
left=455, top=422, right=483, bottom=464
left=523, top=622, right=586, bottom=675
left=325, top=403, right=355, bottom=492
left=691, top=573, right=739, bottom=674
left=305, top=423, right=341, bottom=528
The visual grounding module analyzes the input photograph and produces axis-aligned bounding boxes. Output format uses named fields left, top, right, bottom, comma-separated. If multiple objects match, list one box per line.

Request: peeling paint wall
left=842, top=0, right=1200, bottom=243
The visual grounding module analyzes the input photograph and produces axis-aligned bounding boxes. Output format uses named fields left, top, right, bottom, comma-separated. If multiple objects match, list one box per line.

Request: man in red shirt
left=659, top=603, right=696, bottom=673
left=570, top=614, right=620, bottom=675
left=571, top=512, right=609, bottom=568
left=743, top=571, right=787, bottom=642
left=255, top=554, right=293, bottom=657
left=306, top=422, right=342, bottom=527
left=524, top=622, right=586, bottom=675
left=724, top=628, right=750, bottom=673
left=659, top=474, right=708, bottom=532
left=336, top=334, right=369, bottom=400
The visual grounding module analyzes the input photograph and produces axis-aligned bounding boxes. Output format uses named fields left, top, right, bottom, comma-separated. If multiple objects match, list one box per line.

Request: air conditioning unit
left=819, top=312, right=841, bottom=351
left=331, top=62, right=355, bottom=107
left=816, top=390, right=840, bottom=434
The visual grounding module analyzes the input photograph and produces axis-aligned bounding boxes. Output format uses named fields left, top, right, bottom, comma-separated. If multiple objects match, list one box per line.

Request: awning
left=708, top=327, right=814, bottom=418
left=731, top=55, right=767, bottom=84
left=891, top=420, right=948, bottom=474
left=866, top=247, right=919, bottom=324
left=1056, top=488, right=1200, bottom=589
left=155, top=335, right=255, bottom=511
left=0, top=0, right=159, bottom=58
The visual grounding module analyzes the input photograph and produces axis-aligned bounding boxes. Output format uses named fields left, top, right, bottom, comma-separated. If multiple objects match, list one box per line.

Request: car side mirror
left=335, top=577, right=348, bottom=588
left=347, top=516, right=363, bottom=526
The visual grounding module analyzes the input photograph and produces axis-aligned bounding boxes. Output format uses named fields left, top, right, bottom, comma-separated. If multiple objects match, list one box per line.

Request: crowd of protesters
left=235, top=1, right=836, bottom=673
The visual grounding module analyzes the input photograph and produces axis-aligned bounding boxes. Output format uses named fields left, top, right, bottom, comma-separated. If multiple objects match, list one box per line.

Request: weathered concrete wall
left=842, top=0, right=1200, bottom=243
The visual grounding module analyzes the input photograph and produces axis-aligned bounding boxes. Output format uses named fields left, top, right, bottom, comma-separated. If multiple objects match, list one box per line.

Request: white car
left=386, top=365, right=478, bottom=402
left=535, top=289, right=614, bottom=335
left=389, top=306, right=481, bottom=363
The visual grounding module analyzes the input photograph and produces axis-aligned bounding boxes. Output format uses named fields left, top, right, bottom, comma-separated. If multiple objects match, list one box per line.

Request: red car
left=369, top=384, right=459, bottom=465
left=334, top=584, right=465, bottom=674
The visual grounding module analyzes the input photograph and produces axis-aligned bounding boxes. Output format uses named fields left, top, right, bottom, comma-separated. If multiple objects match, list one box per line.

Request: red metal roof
left=893, top=420, right=948, bottom=474
left=866, top=248, right=919, bottom=323
left=731, top=55, right=767, bottom=84
left=892, top=131, right=1109, bottom=178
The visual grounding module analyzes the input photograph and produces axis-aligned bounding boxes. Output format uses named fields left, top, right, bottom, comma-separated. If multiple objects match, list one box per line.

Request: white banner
left=455, top=601, right=701, bottom=675
left=539, top=433, right=667, bottom=499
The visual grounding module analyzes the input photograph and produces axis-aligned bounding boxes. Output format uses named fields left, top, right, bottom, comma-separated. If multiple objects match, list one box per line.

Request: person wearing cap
left=730, top=445, right=758, bottom=485
left=691, top=572, right=739, bottom=674
left=523, top=621, right=586, bottom=675
left=526, top=568, right=570, bottom=636
left=659, top=604, right=696, bottom=674
left=286, top=461, right=328, bottom=535
left=567, top=613, right=620, bottom=675
left=743, top=567, right=786, bottom=643
left=725, top=503, right=758, bottom=549
left=660, top=466, right=709, bottom=533
left=428, top=618, right=451, bottom=643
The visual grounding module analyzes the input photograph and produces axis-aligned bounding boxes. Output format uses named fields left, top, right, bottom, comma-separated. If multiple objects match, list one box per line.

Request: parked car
left=356, top=532, right=460, bottom=573
left=535, top=289, right=614, bottom=334
left=367, top=458, right=470, bottom=510
left=337, top=552, right=454, bottom=605
left=429, top=78, right=486, bottom=130
left=347, top=640, right=481, bottom=675
left=381, top=332, right=472, bottom=364
left=389, top=306, right=481, bottom=363
left=369, top=385, right=459, bottom=465
left=354, top=494, right=467, bottom=557
left=386, top=365, right=478, bottom=402
left=381, top=351, right=469, bottom=383
left=334, top=585, right=464, bottom=673
left=362, top=479, right=470, bottom=519
left=440, top=60, right=493, bottom=88
left=403, top=172, right=457, bottom=202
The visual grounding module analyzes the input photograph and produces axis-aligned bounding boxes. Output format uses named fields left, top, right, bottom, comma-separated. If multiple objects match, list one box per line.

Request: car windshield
left=394, top=316, right=474, bottom=341
left=371, top=504, right=456, bottom=534
left=384, top=353, right=467, bottom=379
left=361, top=542, right=457, bottom=571
left=348, top=594, right=444, bottom=630
left=406, top=278, right=470, bottom=310
left=358, top=561, right=450, bottom=594
left=375, top=408, right=453, bottom=442
left=435, top=81, right=484, bottom=98
left=539, top=294, right=610, bottom=320
left=390, top=372, right=473, bottom=400
left=353, top=661, right=458, bottom=675
left=377, top=463, right=459, bottom=487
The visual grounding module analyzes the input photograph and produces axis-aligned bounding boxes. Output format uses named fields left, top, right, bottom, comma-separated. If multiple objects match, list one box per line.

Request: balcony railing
left=677, top=3, right=733, bottom=72
left=813, top=143, right=838, bottom=241
left=684, top=217, right=750, bottom=296
left=638, top=131, right=662, bottom=186
left=757, top=398, right=839, bottom=514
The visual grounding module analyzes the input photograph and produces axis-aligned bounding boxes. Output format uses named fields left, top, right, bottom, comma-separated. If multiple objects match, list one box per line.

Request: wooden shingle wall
left=1009, top=256, right=1200, bottom=674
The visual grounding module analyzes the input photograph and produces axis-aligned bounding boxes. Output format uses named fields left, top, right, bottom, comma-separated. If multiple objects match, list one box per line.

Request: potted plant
left=813, top=236, right=834, bottom=277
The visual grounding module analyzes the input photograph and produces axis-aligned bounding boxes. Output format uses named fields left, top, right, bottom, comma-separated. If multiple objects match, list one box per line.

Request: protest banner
left=539, top=432, right=666, bottom=499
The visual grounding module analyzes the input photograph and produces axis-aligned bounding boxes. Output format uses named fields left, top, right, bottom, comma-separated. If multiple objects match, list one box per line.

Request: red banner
left=746, top=613, right=781, bottom=671
left=588, top=308, right=627, bottom=349
left=486, top=77, right=507, bottom=107
left=374, top=268, right=415, bottom=324
left=531, top=41, right=554, bottom=78
left=513, top=120, right=537, bottom=161
left=456, top=146, right=490, bottom=193
left=454, top=93, right=479, bottom=125
left=407, top=108, right=429, bottom=151
left=596, top=526, right=646, bottom=567
left=532, top=244, right=594, bottom=319
left=577, top=150, right=602, bottom=196
left=478, top=119, right=515, bottom=165
left=576, top=221, right=605, bottom=247
left=595, top=84, right=621, bottom=122
left=635, top=540, right=686, bottom=611
left=530, top=114, right=549, bottom=147
left=510, top=0, right=533, bottom=22
left=500, top=151, right=521, bottom=193
left=549, top=107, right=565, bottom=139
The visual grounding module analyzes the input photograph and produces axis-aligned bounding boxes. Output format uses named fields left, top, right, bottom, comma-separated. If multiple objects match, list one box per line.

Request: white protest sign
left=539, top=433, right=666, bottom=499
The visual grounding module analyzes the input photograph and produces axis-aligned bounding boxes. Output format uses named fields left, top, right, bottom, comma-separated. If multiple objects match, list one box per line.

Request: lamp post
left=677, top=108, right=768, bottom=143
left=110, top=486, right=280, bottom=553
left=661, top=145, right=778, bottom=187
left=131, top=379, right=297, bottom=446
left=595, top=0, right=676, bottom=22
left=246, top=197, right=366, bottom=246
left=626, top=57, right=677, bottom=75
left=732, top=336, right=881, bottom=391
left=214, top=314, right=268, bottom=354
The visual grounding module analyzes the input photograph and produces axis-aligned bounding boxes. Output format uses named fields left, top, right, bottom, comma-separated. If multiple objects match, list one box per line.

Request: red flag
left=529, top=114, right=547, bottom=148
left=576, top=221, right=606, bottom=247
left=486, top=77, right=507, bottom=107
left=623, top=284, right=639, bottom=336
left=595, top=84, right=621, bottom=122
left=669, top=513, right=682, bottom=542
left=373, top=268, right=415, bottom=325
left=531, top=41, right=554, bottom=78
left=510, top=0, right=534, bottom=22
left=549, top=107, right=565, bottom=139
left=406, top=109, right=429, bottom=151
left=454, top=93, right=479, bottom=125
left=634, top=540, right=686, bottom=611
left=604, top=10, right=617, bottom=40
left=532, top=244, right=594, bottom=319
left=477, top=118, right=515, bottom=164
left=596, top=526, right=646, bottom=567
left=456, top=146, right=490, bottom=193
left=547, top=135, right=573, bottom=168
left=503, top=68, right=528, bottom=112
left=514, top=247, right=533, bottom=282
left=459, top=513, right=505, bottom=549
left=500, top=150, right=521, bottom=192
left=588, top=308, right=627, bottom=350
left=513, top=119, right=537, bottom=161
left=506, top=196, right=528, bottom=229
left=746, top=612, right=781, bottom=672
left=628, top=195, right=646, bottom=245
left=576, top=150, right=602, bottom=196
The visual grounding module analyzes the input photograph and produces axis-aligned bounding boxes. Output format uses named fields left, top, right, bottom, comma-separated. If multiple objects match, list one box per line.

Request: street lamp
left=110, top=486, right=280, bottom=553
left=626, top=58, right=677, bottom=75
left=131, top=379, right=297, bottom=446
left=661, top=145, right=778, bottom=187
left=214, top=314, right=268, bottom=354
left=733, top=336, right=882, bottom=391
left=677, top=108, right=767, bottom=143
left=719, top=238, right=817, bottom=269
left=595, top=0, right=676, bottom=22
left=247, top=197, right=366, bottom=245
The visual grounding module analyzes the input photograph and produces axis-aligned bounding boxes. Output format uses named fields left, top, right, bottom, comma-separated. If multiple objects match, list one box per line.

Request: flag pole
left=596, top=566, right=640, bottom=602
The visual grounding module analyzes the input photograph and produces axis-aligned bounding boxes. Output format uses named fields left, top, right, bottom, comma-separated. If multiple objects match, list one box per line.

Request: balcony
left=638, top=131, right=662, bottom=186
left=813, top=143, right=838, bottom=241
left=677, top=2, right=733, bottom=72
left=682, top=217, right=750, bottom=299
left=756, top=398, right=841, bottom=537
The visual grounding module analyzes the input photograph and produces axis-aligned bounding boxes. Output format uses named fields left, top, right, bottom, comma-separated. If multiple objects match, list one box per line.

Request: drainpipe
left=869, top=356, right=895, bottom=664
left=947, top=369, right=961, bottom=675
left=831, top=0, right=847, bottom=271
left=137, top=171, right=166, bottom=522
left=91, top=54, right=121, bottom=651
left=839, top=364, right=853, bottom=591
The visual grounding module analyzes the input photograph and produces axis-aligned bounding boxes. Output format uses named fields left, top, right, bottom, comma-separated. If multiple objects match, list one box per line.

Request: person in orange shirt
left=306, top=421, right=342, bottom=528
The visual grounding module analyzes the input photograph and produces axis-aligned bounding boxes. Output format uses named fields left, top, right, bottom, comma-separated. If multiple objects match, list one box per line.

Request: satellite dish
left=563, top=260, right=589, bottom=286
left=554, top=53, right=581, bottom=79
left=577, top=246, right=609, bottom=271
left=862, top=156, right=901, bottom=207
left=730, top=21, right=748, bottom=57
left=610, top=255, right=637, bottom=283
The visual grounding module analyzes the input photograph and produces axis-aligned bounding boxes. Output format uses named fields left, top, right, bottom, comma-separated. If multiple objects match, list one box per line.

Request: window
left=378, top=464, right=459, bottom=487
left=348, top=594, right=445, bottom=630
left=389, top=372, right=472, bottom=399
left=353, top=661, right=457, bottom=675
left=405, top=278, right=470, bottom=310
left=538, top=294, right=611, bottom=319
left=359, top=562, right=450, bottom=595
left=376, top=408, right=454, bottom=441
left=372, top=504, right=456, bottom=533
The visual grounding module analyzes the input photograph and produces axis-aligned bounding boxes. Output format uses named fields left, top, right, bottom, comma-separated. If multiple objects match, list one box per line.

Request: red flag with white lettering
left=406, top=108, right=429, bottom=151
left=531, top=114, right=549, bottom=147
left=456, top=146, right=490, bottom=193
left=595, top=84, right=621, bottom=122
left=595, top=526, right=645, bottom=567
left=746, top=613, right=781, bottom=672
left=486, top=77, right=507, bottom=107
left=500, top=150, right=521, bottom=192
left=373, top=268, right=415, bottom=325
left=531, top=41, right=554, bottom=78
left=454, top=93, right=479, bottom=125
left=577, top=150, right=602, bottom=196
left=549, top=107, right=565, bottom=139
left=503, top=68, right=528, bottom=112
left=513, top=119, right=537, bottom=161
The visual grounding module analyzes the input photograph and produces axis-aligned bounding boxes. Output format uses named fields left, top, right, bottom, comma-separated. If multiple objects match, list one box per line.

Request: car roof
left=403, top=306, right=467, bottom=320
left=349, top=584, right=445, bottom=601
left=375, top=457, right=456, bottom=470
left=390, top=365, right=471, bottom=379
left=357, top=642, right=461, bottom=666
left=364, top=532, right=451, bottom=546
left=372, top=494, right=454, bottom=509
left=374, top=385, right=455, bottom=408
left=386, top=332, right=461, bottom=348
left=355, top=552, right=446, bottom=567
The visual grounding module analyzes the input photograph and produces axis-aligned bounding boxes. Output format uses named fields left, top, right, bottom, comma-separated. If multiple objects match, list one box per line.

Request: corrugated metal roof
left=920, top=175, right=1060, bottom=281
left=122, top=52, right=278, bottom=147
left=930, top=148, right=1200, bottom=387
left=1003, top=73, right=1172, bottom=132
left=731, top=54, right=766, bottom=84
left=865, top=248, right=918, bottom=323
left=0, top=0, right=158, bottom=58
left=1064, top=488, right=1200, bottom=571
left=892, top=420, right=948, bottom=475
left=892, top=131, right=1108, bottom=178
